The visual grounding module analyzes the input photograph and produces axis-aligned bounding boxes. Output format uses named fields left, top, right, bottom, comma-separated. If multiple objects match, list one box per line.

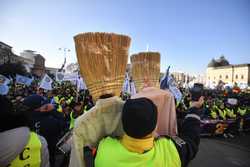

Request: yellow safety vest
left=10, top=132, right=41, bottom=167
left=95, top=137, right=181, bottom=167
left=238, top=108, right=246, bottom=116
left=215, top=106, right=226, bottom=120
left=54, top=96, right=60, bottom=104
left=57, top=105, right=63, bottom=113
left=225, top=108, right=236, bottom=119
left=210, top=110, right=217, bottom=119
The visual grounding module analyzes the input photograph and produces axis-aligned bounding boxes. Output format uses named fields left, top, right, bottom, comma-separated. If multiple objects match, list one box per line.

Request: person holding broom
left=69, top=32, right=202, bottom=167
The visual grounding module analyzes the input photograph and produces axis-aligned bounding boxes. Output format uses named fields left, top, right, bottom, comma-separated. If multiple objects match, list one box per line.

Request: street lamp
left=59, top=47, right=71, bottom=57
left=58, top=47, right=70, bottom=72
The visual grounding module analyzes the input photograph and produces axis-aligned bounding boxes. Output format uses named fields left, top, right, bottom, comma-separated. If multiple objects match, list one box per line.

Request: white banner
left=63, top=72, right=78, bottom=82
left=16, top=74, right=33, bottom=86
left=238, top=83, right=248, bottom=89
left=77, top=77, right=87, bottom=91
left=40, top=74, right=53, bottom=90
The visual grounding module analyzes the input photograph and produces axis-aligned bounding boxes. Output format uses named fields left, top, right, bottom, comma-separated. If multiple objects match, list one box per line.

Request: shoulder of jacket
left=157, top=135, right=186, bottom=148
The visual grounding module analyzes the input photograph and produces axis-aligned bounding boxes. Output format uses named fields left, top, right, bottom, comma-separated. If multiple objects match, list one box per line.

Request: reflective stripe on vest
left=57, top=105, right=63, bottom=112
left=238, top=108, right=246, bottom=116
left=70, top=112, right=75, bottom=129
left=66, top=96, right=73, bottom=105
left=54, top=96, right=60, bottom=104
left=10, top=132, right=41, bottom=167
left=95, top=137, right=181, bottom=167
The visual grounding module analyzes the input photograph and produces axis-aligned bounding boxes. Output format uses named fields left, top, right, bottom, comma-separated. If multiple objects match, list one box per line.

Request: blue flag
left=160, top=66, right=170, bottom=89
left=16, top=74, right=33, bottom=86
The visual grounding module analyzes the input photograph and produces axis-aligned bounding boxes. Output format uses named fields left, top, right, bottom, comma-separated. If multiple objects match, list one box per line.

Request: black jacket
left=171, top=107, right=201, bottom=167
left=29, top=110, right=67, bottom=166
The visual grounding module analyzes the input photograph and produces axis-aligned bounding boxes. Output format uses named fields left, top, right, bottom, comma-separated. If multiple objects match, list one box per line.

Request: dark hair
left=190, top=83, right=204, bottom=101
left=99, top=94, right=114, bottom=99
left=0, top=96, right=30, bottom=132
left=122, top=97, right=158, bottom=138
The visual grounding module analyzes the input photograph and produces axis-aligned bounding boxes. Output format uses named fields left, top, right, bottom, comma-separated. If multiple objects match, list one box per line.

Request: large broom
left=131, top=52, right=160, bottom=92
left=74, top=32, right=131, bottom=101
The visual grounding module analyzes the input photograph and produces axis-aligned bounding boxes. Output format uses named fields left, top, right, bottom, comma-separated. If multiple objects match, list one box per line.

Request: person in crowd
left=22, top=94, right=67, bottom=166
left=94, top=93, right=203, bottom=167
left=0, top=95, right=50, bottom=167
left=69, top=102, right=84, bottom=129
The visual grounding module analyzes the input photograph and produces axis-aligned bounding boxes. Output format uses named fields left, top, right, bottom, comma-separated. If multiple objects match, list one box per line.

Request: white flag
left=122, top=73, right=131, bottom=93
left=163, top=75, right=182, bottom=103
left=169, top=85, right=182, bottom=103
left=16, top=74, right=33, bottom=86
left=63, top=72, right=78, bottom=81
left=0, top=74, right=10, bottom=85
left=56, top=71, right=65, bottom=82
left=130, top=81, right=137, bottom=96
left=0, top=74, right=10, bottom=95
left=40, top=74, right=53, bottom=90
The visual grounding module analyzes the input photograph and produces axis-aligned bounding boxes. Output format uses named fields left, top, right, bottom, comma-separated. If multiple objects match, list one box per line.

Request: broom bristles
left=74, top=32, right=131, bottom=101
left=131, top=52, right=160, bottom=92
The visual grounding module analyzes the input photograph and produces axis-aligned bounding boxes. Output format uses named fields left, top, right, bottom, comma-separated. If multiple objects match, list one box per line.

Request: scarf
left=120, top=134, right=154, bottom=154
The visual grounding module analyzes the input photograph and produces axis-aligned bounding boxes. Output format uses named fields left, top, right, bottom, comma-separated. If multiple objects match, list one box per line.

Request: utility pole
left=232, top=66, right=234, bottom=84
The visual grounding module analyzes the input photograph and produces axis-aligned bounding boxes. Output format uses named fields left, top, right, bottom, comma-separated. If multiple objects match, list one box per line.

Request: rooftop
left=209, top=63, right=250, bottom=69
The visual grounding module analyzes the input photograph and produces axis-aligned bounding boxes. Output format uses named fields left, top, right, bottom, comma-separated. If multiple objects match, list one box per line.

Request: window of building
left=214, top=77, right=216, bottom=80
left=235, top=75, right=238, bottom=79
left=219, top=75, right=222, bottom=79
left=208, top=77, right=210, bottom=80
left=225, top=75, right=228, bottom=79
left=241, top=75, right=244, bottom=79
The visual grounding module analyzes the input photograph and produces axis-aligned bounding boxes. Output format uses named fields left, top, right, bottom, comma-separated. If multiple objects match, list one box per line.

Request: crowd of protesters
left=0, top=79, right=94, bottom=167
left=176, top=85, right=250, bottom=138
left=0, top=76, right=250, bottom=167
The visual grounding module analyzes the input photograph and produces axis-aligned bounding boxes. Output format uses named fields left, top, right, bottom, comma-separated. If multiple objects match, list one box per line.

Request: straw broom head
left=74, top=32, right=131, bottom=101
left=131, top=52, right=160, bottom=92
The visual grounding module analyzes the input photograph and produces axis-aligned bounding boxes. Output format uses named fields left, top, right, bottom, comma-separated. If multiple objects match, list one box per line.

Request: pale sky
left=1, top=0, right=249, bottom=74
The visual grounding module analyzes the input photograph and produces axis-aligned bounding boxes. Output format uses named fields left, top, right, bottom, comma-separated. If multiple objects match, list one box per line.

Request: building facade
left=32, top=54, right=46, bottom=77
left=20, top=50, right=36, bottom=65
left=206, top=59, right=250, bottom=86
left=1, top=41, right=47, bottom=77
left=0, top=41, right=18, bottom=65
left=171, top=72, right=193, bottom=84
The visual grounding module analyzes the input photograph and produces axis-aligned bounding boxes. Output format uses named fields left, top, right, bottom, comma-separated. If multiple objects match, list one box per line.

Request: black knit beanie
left=122, top=97, right=158, bottom=139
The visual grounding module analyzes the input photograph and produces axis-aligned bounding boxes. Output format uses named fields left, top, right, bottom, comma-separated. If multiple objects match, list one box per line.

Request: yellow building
left=206, top=56, right=250, bottom=85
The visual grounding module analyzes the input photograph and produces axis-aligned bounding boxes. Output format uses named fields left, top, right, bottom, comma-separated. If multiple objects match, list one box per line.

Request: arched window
left=241, top=75, right=244, bottom=79
left=219, top=75, right=222, bottom=79
left=225, top=75, right=228, bottom=79
left=235, top=75, right=238, bottom=79
left=214, top=77, right=216, bottom=80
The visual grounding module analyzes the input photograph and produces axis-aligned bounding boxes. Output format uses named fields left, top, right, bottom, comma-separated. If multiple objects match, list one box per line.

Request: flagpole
left=76, top=71, right=80, bottom=103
